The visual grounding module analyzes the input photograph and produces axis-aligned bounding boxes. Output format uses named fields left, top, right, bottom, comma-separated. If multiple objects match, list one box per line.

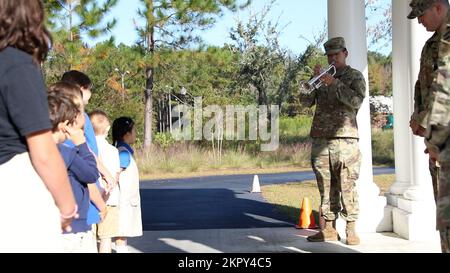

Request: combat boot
left=307, top=220, right=340, bottom=242
left=345, top=221, right=360, bottom=245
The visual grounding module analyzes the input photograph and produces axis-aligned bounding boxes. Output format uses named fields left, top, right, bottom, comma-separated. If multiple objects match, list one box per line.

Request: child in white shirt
left=89, top=110, right=121, bottom=253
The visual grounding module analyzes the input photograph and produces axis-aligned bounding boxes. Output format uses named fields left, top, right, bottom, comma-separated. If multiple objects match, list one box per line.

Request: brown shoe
left=307, top=221, right=340, bottom=242
left=345, top=221, right=360, bottom=245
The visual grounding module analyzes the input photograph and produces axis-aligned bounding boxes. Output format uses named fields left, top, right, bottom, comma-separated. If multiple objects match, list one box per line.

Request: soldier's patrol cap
left=323, top=37, right=346, bottom=55
left=407, top=0, right=438, bottom=19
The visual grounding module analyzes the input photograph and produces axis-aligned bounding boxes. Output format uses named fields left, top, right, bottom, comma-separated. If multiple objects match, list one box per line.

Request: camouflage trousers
left=311, top=138, right=361, bottom=222
left=438, top=143, right=450, bottom=253
left=440, top=228, right=450, bottom=253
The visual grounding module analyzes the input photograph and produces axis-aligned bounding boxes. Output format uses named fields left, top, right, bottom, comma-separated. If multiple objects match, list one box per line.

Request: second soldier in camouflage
left=408, top=0, right=447, bottom=206
left=424, top=0, right=450, bottom=253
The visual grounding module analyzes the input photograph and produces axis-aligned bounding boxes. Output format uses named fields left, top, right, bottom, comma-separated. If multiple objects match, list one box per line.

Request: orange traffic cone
left=295, top=197, right=317, bottom=229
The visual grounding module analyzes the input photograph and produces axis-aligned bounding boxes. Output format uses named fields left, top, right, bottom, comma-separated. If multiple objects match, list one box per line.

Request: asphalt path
left=139, top=168, right=395, bottom=231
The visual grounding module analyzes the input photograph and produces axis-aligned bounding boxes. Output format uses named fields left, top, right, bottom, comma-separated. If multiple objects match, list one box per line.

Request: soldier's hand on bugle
left=314, top=65, right=321, bottom=76
left=320, top=73, right=336, bottom=87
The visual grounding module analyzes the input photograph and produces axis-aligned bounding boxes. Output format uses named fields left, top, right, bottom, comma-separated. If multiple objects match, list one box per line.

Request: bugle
left=301, top=63, right=336, bottom=94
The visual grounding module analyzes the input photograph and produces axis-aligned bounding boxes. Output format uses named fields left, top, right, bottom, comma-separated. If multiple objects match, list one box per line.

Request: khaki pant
left=440, top=228, right=450, bottom=253
left=311, top=138, right=361, bottom=222
left=437, top=142, right=450, bottom=253
left=98, top=206, right=119, bottom=239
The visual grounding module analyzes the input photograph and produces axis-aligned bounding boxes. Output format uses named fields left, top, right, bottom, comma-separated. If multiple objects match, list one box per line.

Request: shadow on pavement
left=127, top=188, right=360, bottom=253
left=140, top=188, right=293, bottom=231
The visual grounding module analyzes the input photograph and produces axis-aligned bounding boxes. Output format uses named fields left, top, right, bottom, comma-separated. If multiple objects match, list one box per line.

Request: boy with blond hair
left=89, top=110, right=121, bottom=253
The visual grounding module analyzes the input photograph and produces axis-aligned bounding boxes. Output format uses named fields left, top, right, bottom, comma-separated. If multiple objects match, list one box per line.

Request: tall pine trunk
left=144, top=67, right=153, bottom=149
left=143, top=0, right=155, bottom=150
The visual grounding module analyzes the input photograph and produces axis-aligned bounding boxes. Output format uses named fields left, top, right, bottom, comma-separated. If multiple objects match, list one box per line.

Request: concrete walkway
left=129, top=168, right=441, bottom=253
left=128, top=227, right=441, bottom=253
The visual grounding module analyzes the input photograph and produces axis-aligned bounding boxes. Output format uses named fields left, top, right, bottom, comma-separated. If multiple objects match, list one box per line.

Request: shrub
left=372, top=129, right=395, bottom=166
left=154, top=132, right=175, bottom=149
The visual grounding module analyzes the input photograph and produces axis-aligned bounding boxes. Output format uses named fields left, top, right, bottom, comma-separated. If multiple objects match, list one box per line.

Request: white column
left=389, top=0, right=438, bottom=241
left=403, top=9, right=433, bottom=202
left=389, top=0, right=413, bottom=201
left=328, top=0, right=390, bottom=234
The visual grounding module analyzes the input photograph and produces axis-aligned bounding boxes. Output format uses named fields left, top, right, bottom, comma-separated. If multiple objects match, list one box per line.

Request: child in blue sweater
left=48, top=82, right=100, bottom=253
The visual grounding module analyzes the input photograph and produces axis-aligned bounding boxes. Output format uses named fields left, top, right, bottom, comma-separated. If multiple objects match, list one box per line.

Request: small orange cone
left=295, top=197, right=317, bottom=229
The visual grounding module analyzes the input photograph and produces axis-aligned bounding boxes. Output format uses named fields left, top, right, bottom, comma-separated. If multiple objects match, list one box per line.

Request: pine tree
left=135, top=0, right=250, bottom=149
left=44, top=0, right=118, bottom=42
left=43, top=0, right=118, bottom=86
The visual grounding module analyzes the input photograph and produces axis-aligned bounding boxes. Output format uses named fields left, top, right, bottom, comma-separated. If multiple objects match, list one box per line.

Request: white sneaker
left=115, top=245, right=129, bottom=253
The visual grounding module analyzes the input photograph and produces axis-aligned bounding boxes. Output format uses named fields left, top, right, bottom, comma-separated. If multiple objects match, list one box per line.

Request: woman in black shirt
left=0, top=0, right=77, bottom=252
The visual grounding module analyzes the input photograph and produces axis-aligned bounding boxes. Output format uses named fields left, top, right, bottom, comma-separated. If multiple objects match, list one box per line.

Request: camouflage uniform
left=425, top=10, right=450, bottom=254
left=408, top=0, right=441, bottom=204
left=409, top=0, right=450, bottom=252
left=300, top=37, right=366, bottom=222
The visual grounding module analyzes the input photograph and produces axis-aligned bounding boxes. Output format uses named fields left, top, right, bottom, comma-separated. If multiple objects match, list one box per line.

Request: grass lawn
left=140, top=166, right=309, bottom=180
left=261, top=174, right=395, bottom=224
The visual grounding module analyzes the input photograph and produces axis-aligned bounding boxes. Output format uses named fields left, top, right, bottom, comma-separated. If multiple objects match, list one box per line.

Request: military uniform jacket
left=300, top=65, right=366, bottom=139
left=426, top=12, right=450, bottom=154
left=412, top=31, right=440, bottom=129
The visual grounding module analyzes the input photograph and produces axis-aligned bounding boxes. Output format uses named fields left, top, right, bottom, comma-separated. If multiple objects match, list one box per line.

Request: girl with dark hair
left=112, top=117, right=142, bottom=253
left=0, top=0, right=77, bottom=252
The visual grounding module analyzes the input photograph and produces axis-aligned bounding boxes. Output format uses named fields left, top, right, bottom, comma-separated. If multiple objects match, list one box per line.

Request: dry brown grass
left=261, top=174, right=395, bottom=223
left=373, top=174, right=396, bottom=196
left=134, top=124, right=394, bottom=178
left=136, top=142, right=312, bottom=179
left=140, top=166, right=309, bottom=180
left=262, top=180, right=320, bottom=224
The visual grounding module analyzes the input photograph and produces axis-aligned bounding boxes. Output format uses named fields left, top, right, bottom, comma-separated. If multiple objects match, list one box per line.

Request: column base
left=387, top=180, right=411, bottom=207
left=334, top=195, right=391, bottom=235
left=358, top=195, right=392, bottom=233
left=389, top=181, right=410, bottom=196
left=387, top=194, right=401, bottom=207
left=392, top=197, right=438, bottom=241
left=403, top=185, right=428, bottom=201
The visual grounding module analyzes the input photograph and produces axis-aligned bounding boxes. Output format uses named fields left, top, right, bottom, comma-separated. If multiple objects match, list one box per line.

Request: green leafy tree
left=282, top=45, right=326, bottom=116
left=43, top=36, right=94, bottom=83
left=365, top=0, right=392, bottom=51
left=134, top=0, right=251, bottom=149
left=368, top=51, right=392, bottom=96
left=44, top=0, right=118, bottom=42
left=229, top=1, right=326, bottom=115
left=44, top=0, right=64, bottom=30
left=229, top=2, right=286, bottom=106
left=154, top=46, right=238, bottom=105
left=43, top=0, right=118, bottom=78
left=85, top=43, right=147, bottom=144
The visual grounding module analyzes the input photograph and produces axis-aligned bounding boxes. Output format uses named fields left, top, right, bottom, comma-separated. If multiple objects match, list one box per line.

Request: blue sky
left=90, top=0, right=391, bottom=55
